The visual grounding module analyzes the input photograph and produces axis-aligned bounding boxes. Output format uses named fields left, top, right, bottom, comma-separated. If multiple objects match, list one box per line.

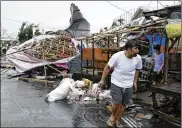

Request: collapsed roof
left=143, top=3, right=181, bottom=19
left=65, top=3, right=90, bottom=38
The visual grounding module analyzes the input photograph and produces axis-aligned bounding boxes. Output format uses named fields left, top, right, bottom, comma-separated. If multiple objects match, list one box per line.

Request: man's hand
left=134, top=82, right=137, bottom=92
left=98, top=80, right=104, bottom=89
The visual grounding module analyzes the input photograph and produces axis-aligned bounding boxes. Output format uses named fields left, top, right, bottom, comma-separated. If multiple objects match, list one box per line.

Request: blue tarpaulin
left=145, top=33, right=166, bottom=56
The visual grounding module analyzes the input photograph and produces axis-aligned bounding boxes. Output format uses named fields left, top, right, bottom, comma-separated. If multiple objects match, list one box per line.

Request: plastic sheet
left=46, top=78, right=75, bottom=102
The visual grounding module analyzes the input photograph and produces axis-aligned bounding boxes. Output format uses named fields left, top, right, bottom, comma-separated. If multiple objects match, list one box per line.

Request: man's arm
left=99, top=52, right=118, bottom=88
left=134, top=69, right=140, bottom=84
left=134, top=55, right=143, bottom=92
left=99, top=64, right=111, bottom=88
left=101, top=64, right=111, bottom=81
left=134, top=69, right=140, bottom=92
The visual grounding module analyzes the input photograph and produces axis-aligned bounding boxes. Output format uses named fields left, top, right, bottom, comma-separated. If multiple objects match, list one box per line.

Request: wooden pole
left=42, top=36, right=47, bottom=90
left=81, top=39, right=83, bottom=79
left=107, top=36, right=110, bottom=89
left=164, top=34, right=169, bottom=84
left=47, top=65, right=62, bottom=73
left=92, top=38, right=95, bottom=82
left=117, top=33, right=119, bottom=47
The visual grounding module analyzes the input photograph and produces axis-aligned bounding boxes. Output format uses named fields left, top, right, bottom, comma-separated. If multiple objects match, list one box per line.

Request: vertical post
left=81, top=39, right=83, bottom=79
left=107, top=36, right=110, bottom=89
left=92, top=38, right=95, bottom=82
left=117, top=33, right=119, bottom=47
left=164, top=34, right=169, bottom=84
left=86, top=38, right=89, bottom=74
left=108, top=36, right=110, bottom=56
left=42, top=36, right=47, bottom=90
left=152, top=91, right=158, bottom=108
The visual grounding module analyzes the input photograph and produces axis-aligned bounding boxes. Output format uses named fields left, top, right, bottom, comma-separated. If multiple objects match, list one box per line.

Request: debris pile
left=45, top=77, right=112, bottom=103
left=20, top=35, right=77, bottom=60
left=5, top=35, right=80, bottom=73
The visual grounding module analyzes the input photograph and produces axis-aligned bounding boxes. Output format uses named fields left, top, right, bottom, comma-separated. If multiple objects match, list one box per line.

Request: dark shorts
left=153, top=71, right=163, bottom=83
left=110, top=83, right=133, bottom=105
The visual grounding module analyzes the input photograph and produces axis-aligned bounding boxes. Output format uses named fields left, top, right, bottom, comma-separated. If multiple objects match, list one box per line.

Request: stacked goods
left=22, top=35, right=77, bottom=60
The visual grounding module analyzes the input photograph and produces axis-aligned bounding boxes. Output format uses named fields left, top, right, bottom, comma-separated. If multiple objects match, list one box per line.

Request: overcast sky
left=1, top=1, right=176, bottom=38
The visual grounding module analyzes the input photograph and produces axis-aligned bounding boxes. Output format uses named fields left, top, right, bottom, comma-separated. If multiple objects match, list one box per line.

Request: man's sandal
left=107, top=118, right=115, bottom=127
left=114, top=120, right=124, bottom=128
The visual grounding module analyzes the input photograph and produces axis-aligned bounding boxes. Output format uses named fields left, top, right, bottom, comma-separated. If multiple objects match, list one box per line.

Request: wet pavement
left=1, top=69, right=103, bottom=127
left=1, top=69, right=181, bottom=127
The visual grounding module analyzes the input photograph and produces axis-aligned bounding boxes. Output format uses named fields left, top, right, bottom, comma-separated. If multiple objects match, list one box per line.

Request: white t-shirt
left=108, top=51, right=142, bottom=88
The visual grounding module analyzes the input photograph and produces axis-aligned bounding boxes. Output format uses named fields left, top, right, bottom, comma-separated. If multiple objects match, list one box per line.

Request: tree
left=34, top=29, right=42, bottom=36
left=17, top=22, right=41, bottom=43
left=18, top=22, right=27, bottom=43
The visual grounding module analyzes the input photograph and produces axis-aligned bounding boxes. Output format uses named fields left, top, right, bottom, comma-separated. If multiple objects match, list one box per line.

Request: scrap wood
left=135, top=113, right=145, bottom=119
left=47, top=65, right=62, bottom=73
left=17, top=36, right=77, bottom=60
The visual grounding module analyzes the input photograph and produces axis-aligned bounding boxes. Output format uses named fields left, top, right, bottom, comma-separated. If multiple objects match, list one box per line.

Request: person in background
left=99, top=39, right=142, bottom=127
left=148, top=44, right=164, bottom=97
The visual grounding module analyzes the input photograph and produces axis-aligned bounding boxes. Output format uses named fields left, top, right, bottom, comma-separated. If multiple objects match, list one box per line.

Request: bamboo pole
left=164, top=34, right=169, bottom=84
left=81, top=39, right=83, bottom=79
left=42, top=36, right=48, bottom=90
left=47, top=64, right=62, bottom=74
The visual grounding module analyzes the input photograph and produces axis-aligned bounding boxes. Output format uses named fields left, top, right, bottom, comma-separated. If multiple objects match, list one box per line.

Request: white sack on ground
left=87, top=83, right=101, bottom=97
left=75, top=80, right=85, bottom=88
left=46, top=78, right=74, bottom=102
left=66, top=83, right=85, bottom=101
left=99, top=90, right=112, bottom=100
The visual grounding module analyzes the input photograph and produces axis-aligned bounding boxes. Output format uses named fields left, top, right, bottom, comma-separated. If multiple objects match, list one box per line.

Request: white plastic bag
left=66, top=83, right=85, bottom=101
left=99, top=90, right=111, bottom=100
left=88, top=83, right=101, bottom=97
left=92, top=83, right=101, bottom=93
left=46, top=78, right=74, bottom=102
left=75, top=80, right=85, bottom=88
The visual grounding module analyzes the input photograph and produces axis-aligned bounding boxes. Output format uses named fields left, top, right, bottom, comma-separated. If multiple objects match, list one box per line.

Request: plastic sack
left=88, top=83, right=101, bottom=97
left=66, top=83, right=85, bottom=101
left=75, top=80, right=85, bottom=88
left=99, top=90, right=111, bottom=100
left=46, top=78, right=74, bottom=102
left=165, top=23, right=181, bottom=38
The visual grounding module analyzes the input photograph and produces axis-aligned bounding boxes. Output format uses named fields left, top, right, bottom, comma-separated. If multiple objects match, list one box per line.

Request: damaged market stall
left=76, top=16, right=169, bottom=92
left=4, top=3, right=90, bottom=83
left=70, top=3, right=181, bottom=126
left=143, top=4, right=181, bottom=126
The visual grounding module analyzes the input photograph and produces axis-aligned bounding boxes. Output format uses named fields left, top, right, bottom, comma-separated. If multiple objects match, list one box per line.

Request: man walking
left=99, top=39, right=142, bottom=127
